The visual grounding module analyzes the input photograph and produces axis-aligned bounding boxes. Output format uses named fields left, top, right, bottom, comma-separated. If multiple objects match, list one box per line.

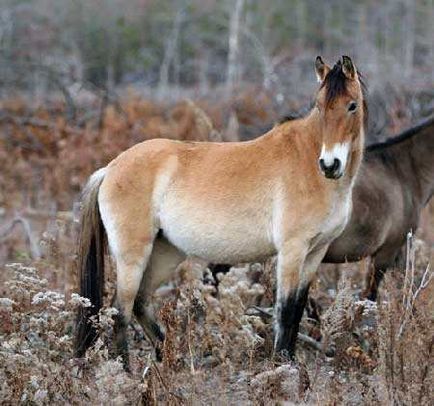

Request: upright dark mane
left=321, top=61, right=368, bottom=121
left=366, top=115, right=434, bottom=152
left=279, top=60, right=368, bottom=127
left=321, top=62, right=348, bottom=106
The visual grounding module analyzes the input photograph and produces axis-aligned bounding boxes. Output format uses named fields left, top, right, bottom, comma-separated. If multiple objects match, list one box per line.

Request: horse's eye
left=348, top=101, right=357, bottom=112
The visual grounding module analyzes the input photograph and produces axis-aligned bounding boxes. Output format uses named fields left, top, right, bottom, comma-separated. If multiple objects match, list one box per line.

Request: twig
left=246, top=306, right=324, bottom=352
left=151, top=360, right=185, bottom=404
left=398, top=232, right=433, bottom=338
left=413, top=264, right=433, bottom=300
left=246, top=305, right=273, bottom=319
left=297, top=333, right=323, bottom=352
left=186, top=309, right=196, bottom=374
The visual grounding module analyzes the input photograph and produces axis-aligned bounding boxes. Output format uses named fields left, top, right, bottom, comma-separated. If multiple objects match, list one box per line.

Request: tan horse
left=75, top=56, right=366, bottom=366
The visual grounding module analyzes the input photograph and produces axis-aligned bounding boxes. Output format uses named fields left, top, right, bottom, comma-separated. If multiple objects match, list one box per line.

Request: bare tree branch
left=0, top=216, right=41, bottom=259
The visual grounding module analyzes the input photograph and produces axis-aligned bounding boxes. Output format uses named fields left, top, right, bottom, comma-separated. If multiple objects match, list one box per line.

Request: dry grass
left=0, top=94, right=433, bottom=404
left=1, top=237, right=432, bottom=404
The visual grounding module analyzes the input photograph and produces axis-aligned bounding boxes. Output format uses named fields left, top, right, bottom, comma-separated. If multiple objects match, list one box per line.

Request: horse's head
left=314, top=56, right=365, bottom=180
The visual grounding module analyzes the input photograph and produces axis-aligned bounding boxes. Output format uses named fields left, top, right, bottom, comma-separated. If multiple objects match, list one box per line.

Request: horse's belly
left=159, top=201, right=275, bottom=263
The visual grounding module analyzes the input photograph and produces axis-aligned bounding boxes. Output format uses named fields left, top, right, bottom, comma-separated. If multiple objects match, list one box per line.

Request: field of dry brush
left=0, top=93, right=432, bottom=404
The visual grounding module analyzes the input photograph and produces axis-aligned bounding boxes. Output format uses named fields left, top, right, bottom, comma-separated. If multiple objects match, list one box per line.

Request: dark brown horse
left=211, top=115, right=434, bottom=301
left=324, top=114, right=434, bottom=299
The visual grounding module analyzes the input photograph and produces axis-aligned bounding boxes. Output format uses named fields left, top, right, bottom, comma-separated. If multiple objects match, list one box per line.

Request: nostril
left=319, top=158, right=326, bottom=171
left=333, top=158, right=341, bottom=172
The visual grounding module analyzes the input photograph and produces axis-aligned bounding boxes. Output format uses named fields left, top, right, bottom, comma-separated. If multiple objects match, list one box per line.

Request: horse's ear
left=341, top=55, right=356, bottom=80
left=315, top=56, right=330, bottom=83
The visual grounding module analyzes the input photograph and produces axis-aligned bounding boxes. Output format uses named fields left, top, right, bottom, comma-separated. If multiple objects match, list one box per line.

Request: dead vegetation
left=0, top=94, right=433, bottom=404
left=0, top=235, right=432, bottom=404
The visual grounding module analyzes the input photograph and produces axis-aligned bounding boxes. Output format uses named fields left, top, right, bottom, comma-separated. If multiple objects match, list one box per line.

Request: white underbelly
left=158, top=198, right=276, bottom=263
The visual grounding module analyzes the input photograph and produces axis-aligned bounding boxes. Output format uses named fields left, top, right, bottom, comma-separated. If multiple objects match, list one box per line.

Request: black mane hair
left=278, top=113, right=302, bottom=124
left=366, top=115, right=434, bottom=152
left=321, top=61, right=348, bottom=106
left=279, top=59, right=368, bottom=126
left=321, top=61, right=368, bottom=122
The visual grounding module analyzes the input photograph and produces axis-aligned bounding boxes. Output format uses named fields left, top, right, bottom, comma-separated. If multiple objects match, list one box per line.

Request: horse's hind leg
left=112, top=243, right=153, bottom=369
left=364, top=248, right=403, bottom=301
left=133, top=237, right=186, bottom=359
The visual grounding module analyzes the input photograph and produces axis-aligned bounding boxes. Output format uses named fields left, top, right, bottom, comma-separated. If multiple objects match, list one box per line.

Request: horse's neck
left=385, top=128, right=434, bottom=206
left=409, top=127, right=434, bottom=205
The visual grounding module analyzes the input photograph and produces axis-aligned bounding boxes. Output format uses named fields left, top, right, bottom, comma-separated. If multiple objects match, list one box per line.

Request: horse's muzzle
left=319, top=158, right=343, bottom=179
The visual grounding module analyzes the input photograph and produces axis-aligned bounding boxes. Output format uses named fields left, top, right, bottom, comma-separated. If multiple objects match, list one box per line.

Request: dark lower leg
left=274, top=283, right=310, bottom=358
left=208, top=263, right=231, bottom=288
left=112, top=310, right=130, bottom=369
left=364, top=266, right=386, bottom=301
left=133, top=297, right=165, bottom=361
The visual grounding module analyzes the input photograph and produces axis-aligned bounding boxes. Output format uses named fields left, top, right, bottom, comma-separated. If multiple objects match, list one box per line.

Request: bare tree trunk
left=198, top=49, right=210, bottom=94
left=158, top=6, right=185, bottom=98
left=295, top=0, right=305, bottom=50
left=403, top=0, right=415, bottom=77
left=226, top=0, right=245, bottom=97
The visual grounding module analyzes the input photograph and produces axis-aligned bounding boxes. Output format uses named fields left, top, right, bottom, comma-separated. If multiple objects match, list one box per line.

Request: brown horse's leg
left=364, top=263, right=385, bottom=301
left=133, top=237, right=185, bottom=360
left=364, top=249, right=403, bottom=301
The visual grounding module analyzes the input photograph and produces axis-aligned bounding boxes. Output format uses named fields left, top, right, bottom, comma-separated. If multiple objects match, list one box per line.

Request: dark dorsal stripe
left=366, top=115, right=434, bottom=152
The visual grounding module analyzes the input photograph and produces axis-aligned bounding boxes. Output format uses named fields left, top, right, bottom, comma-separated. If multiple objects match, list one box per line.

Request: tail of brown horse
left=74, top=169, right=107, bottom=357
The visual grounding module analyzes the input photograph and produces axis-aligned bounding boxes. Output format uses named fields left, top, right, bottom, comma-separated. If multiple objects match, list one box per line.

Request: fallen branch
left=297, top=333, right=323, bottom=352
left=246, top=305, right=324, bottom=352
left=246, top=305, right=273, bottom=319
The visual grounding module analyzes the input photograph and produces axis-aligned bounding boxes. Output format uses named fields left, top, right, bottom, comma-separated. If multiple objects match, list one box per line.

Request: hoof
left=324, top=345, right=336, bottom=358
left=273, top=348, right=296, bottom=364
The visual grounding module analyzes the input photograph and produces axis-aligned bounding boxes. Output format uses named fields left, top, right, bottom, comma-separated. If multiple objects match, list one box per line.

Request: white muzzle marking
left=320, top=142, right=350, bottom=177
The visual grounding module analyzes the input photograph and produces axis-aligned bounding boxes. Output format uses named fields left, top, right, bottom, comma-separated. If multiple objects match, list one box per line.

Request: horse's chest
left=320, top=195, right=352, bottom=243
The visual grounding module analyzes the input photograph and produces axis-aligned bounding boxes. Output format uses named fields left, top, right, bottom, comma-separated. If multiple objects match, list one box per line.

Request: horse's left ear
left=341, top=56, right=356, bottom=80
left=315, top=56, right=331, bottom=83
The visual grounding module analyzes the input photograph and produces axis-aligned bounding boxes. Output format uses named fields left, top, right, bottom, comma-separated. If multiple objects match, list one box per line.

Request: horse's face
left=314, top=56, right=364, bottom=180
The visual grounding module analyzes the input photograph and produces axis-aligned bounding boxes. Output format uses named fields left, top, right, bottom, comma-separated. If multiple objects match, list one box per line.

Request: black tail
left=74, top=169, right=106, bottom=357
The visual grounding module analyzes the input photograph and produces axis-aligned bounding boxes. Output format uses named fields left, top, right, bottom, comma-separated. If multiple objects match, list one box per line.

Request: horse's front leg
left=274, top=242, right=308, bottom=358
left=274, top=242, right=327, bottom=358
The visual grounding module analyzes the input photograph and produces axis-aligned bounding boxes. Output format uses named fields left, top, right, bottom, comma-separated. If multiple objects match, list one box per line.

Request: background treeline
left=1, top=0, right=433, bottom=97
